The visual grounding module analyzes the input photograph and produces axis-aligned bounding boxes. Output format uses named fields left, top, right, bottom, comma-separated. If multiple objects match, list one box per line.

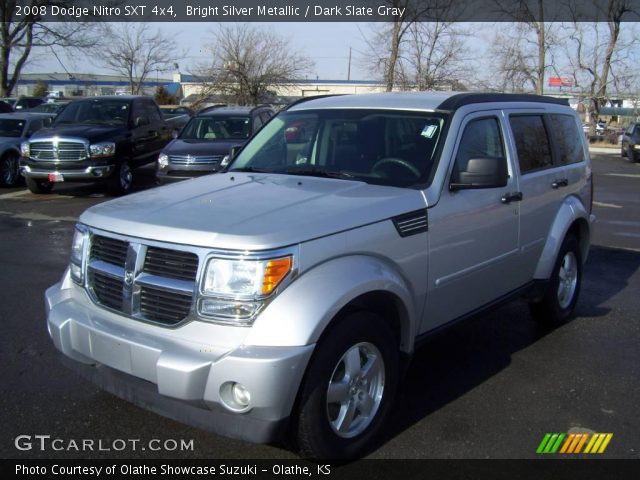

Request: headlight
left=20, top=142, right=30, bottom=158
left=198, top=255, right=293, bottom=324
left=633, top=144, right=640, bottom=150
left=158, top=153, right=169, bottom=169
left=70, top=224, right=88, bottom=283
left=89, top=142, right=116, bottom=158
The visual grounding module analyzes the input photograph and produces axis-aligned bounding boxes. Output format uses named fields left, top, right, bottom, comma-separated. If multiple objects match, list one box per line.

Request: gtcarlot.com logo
left=536, top=432, right=613, bottom=455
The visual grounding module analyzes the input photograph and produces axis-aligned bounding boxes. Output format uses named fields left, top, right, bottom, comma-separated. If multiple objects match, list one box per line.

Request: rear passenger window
left=509, top=115, right=552, bottom=173
left=550, top=114, right=584, bottom=165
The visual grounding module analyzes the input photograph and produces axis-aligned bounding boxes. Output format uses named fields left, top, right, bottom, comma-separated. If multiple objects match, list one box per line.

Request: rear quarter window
left=550, top=114, right=585, bottom=165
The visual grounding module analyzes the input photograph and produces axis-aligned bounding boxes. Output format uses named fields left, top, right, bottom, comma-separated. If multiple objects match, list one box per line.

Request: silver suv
left=45, top=92, right=594, bottom=458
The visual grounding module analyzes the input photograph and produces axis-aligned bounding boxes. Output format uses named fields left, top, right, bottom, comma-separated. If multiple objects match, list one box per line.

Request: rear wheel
left=529, top=234, right=582, bottom=325
left=107, top=161, right=133, bottom=196
left=294, top=311, right=399, bottom=459
left=25, top=176, right=53, bottom=194
left=0, top=151, right=21, bottom=187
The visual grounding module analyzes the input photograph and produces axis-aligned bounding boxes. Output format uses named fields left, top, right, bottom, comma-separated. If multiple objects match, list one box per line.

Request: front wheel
left=529, top=234, right=582, bottom=325
left=25, top=176, right=53, bottom=194
left=107, top=161, right=133, bottom=196
left=293, top=311, right=399, bottom=459
left=0, top=152, right=21, bottom=187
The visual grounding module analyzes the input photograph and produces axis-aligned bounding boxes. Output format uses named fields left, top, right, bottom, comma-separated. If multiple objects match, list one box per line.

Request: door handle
left=501, top=192, right=523, bottom=204
left=552, top=178, right=569, bottom=189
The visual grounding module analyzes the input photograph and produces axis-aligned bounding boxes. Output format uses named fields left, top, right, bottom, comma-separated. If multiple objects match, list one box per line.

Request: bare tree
left=98, top=23, right=180, bottom=95
left=491, top=1, right=561, bottom=95
left=563, top=0, right=637, bottom=129
left=0, top=0, right=98, bottom=96
left=362, top=0, right=467, bottom=91
left=194, top=24, right=313, bottom=105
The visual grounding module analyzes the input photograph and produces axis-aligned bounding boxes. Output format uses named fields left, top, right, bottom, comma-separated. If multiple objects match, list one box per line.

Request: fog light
left=232, top=383, right=251, bottom=407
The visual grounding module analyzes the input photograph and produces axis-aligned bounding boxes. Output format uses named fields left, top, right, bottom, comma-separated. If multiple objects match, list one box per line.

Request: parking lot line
left=0, top=190, right=31, bottom=199
left=605, top=173, right=640, bottom=179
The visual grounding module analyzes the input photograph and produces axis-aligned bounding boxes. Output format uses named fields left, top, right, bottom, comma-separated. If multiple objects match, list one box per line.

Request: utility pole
left=347, top=47, right=352, bottom=81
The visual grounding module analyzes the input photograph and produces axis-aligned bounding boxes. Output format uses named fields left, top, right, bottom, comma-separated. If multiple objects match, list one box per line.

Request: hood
left=165, top=138, right=246, bottom=156
left=31, top=124, right=127, bottom=143
left=80, top=173, right=426, bottom=250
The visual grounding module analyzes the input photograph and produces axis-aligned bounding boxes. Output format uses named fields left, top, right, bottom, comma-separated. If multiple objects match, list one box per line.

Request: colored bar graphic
left=538, top=433, right=613, bottom=454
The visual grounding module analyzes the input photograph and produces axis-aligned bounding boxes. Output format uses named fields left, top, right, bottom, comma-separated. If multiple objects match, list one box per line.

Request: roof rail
left=197, top=104, right=228, bottom=114
left=283, top=94, right=344, bottom=111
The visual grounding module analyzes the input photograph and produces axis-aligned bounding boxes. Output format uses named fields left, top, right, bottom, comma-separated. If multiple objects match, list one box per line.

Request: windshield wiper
left=229, top=167, right=270, bottom=173
left=282, top=168, right=355, bottom=180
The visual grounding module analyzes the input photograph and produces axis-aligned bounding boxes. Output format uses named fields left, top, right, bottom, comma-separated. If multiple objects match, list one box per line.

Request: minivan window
left=550, top=114, right=584, bottom=165
left=454, top=117, right=505, bottom=175
left=509, top=115, right=553, bottom=173
left=230, top=109, right=447, bottom=188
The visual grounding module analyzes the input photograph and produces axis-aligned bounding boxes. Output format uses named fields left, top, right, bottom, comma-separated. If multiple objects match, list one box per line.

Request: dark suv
left=621, top=123, right=640, bottom=162
left=156, top=105, right=274, bottom=183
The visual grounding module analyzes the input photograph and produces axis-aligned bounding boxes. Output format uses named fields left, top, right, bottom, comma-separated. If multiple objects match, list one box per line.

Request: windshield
left=229, top=109, right=446, bottom=188
left=0, top=119, right=26, bottom=137
left=180, top=116, right=251, bottom=140
left=54, top=100, right=130, bottom=126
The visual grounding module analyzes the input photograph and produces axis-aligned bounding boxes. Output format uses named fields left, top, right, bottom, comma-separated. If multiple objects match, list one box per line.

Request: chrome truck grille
left=87, top=233, right=200, bottom=326
left=29, top=139, right=89, bottom=161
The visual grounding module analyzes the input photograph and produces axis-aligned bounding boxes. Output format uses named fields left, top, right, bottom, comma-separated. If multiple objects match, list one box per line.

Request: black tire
left=107, top=161, right=133, bottom=196
left=621, top=146, right=627, bottom=158
left=529, top=234, right=582, bottom=326
left=0, top=151, right=21, bottom=187
left=25, top=176, right=53, bottom=194
left=294, top=311, right=399, bottom=459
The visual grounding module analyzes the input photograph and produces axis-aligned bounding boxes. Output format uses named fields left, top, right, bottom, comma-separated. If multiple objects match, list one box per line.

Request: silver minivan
left=45, top=92, right=594, bottom=458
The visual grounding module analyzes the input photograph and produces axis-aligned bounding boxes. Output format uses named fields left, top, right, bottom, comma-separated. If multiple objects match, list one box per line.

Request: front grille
left=86, top=233, right=199, bottom=326
left=144, top=247, right=198, bottom=281
left=169, top=154, right=222, bottom=165
left=30, top=140, right=88, bottom=161
left=90, top=235, right=128, bottom=267
left=140, top=286, right=193, bottom=325
left=90, top=271, right=124, bottom=310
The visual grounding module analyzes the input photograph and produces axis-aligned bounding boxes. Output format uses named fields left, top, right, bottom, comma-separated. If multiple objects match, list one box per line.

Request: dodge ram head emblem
left=124, top=271, right=134, bottom=286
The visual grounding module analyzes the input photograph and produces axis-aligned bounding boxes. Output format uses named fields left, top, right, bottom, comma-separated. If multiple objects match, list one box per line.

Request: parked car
left=28, top=101, right=70, bottom=116
left=0, top=101, right=13, bottom=113
left=45, top=92, right=594, bottom=459
left=159, top=105, right=193, bottom=134
left=0, top=96, right=44, bottom=110
left=621, top=123, right=640, bottom=162
left=0, top=112, right=53, bottom=186
left=156, top=105, right=274, bottom=183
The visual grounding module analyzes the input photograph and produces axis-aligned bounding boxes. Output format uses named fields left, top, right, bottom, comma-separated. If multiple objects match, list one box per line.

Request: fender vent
left=392, top=209, right=428, bottom=237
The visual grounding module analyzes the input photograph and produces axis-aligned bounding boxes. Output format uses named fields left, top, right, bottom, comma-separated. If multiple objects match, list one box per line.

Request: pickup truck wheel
left=529, top=234, right=582, bottom=325
left=107, top=161, right=133, bottom=196
left=0, top=151, right=21, bottom=187
left=25, top=177, right=53, bottom=194
left=294, top=311, right=399, bottom=459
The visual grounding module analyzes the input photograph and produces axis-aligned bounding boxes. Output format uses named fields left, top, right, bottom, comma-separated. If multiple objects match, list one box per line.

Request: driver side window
left=453, top=117, right=505, bottom=179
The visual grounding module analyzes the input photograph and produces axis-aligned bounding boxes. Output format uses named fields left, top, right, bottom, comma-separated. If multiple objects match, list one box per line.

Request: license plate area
left=48, top=172, right=64, bottom=182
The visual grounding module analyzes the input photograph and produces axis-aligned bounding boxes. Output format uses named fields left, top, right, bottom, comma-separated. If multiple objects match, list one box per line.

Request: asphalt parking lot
left=0, top=152, right=638, bottom=460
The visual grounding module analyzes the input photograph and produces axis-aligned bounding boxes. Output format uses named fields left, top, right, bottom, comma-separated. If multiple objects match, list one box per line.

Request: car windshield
left=180, top=116, right=251, bottom=140
left=229, top=109, right=447, bottom=188
left=54, top=100, right=130, bottom=126
left=0, top=119, right=26, bottom=137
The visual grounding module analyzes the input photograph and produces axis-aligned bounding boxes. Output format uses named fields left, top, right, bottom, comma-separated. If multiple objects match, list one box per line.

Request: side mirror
left=450, top=157, right=508, bottom=191
left=135, top=116, right=149, bottom=127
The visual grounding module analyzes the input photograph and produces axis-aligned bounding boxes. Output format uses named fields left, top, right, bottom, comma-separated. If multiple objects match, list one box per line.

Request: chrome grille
left=144, top=247, right=198, bottom=281
left=90, top=271, right=124, bottom=310
left=29, top=139, right=88, bottom=161
left=90, top=235, right=128, bottom=267
left=169, top=154, right=222, bottom=165
left=140, top=286, right=193, bottom=325
left=86, top=234, right=198, bottom=326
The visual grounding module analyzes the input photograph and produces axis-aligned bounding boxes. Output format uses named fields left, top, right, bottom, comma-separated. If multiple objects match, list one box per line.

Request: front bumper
left=45, top=276, right=314, bottom=443
left=20, top=158, right=116, bottom=182
left=157, top=164, right=221, bottom=183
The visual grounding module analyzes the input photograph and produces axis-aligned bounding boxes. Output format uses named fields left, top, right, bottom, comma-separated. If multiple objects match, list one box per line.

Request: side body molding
left=244, top=255, right=417, bottom=352
left=533, top=195, right=592, bottom=280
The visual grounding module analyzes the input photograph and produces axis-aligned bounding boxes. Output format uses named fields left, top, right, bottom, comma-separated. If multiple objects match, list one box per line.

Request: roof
left=288, top=91, right=570, bottom=112
left=0, top=112, right=53, bottom=120
left=70, top=95, right=147, bottom=102
left=198, top=105, right=271, bottom=116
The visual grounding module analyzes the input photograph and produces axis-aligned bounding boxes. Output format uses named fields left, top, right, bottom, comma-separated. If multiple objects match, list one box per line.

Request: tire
left=0, top=151, right=21, bottom=187
left=107, top=161, right=133, bottom=196
left=621, top=145, right=627, bottom=158
left=294, top=311, right=399, bottom=459
left=25, top=176, right=53, bottom=194
left=529, top=234, right=582, bottom=326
